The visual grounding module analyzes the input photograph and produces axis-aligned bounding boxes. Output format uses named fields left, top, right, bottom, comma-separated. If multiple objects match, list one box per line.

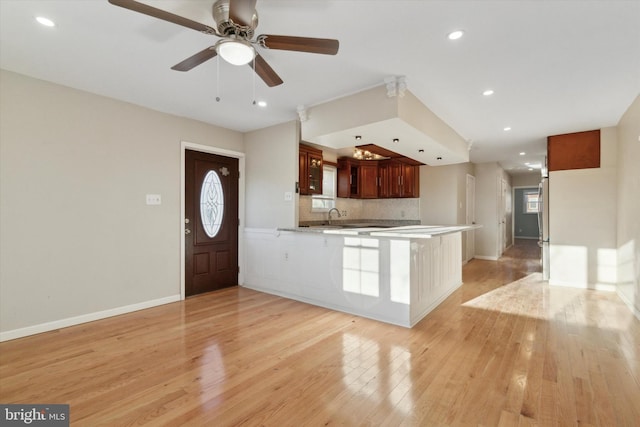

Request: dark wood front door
left=185, top=149, right=239, bottom=296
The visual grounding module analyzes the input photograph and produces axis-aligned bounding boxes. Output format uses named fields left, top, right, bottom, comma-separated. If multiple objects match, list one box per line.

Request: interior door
left=465, top=174, right=475, bottom=262
left=185, top=150, right=239, bottom=296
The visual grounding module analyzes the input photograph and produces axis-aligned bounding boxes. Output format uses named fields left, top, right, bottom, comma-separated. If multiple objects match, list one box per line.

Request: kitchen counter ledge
left=279, top=224, right=480, bottom=238
left=244, top=224, right=481, bottom=327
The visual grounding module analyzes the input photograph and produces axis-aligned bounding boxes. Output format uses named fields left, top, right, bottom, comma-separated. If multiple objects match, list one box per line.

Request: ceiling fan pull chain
left=252, top=58, right=256, bottom=106
left=216, top=57, right=221, bottom=102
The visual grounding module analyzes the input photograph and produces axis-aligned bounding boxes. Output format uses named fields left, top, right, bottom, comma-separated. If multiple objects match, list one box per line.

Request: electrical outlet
left=341, top=210, right=347, bottom=216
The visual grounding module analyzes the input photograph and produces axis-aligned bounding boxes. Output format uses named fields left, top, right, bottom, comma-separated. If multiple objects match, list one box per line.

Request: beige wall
left=420, top=162, right=475, bottom=261
left=511, top=172, right=542, bottom=187
left=616, top=95, right=640, bottom=315
left=244, top=121, right=298, bottom=229
left=420, top=163, right=475, bottom=224
left=549, top=127, right=618, bottom=289
left=0, top=70, right=244, bottom=337
left=474, top=162, right=511, bottom=259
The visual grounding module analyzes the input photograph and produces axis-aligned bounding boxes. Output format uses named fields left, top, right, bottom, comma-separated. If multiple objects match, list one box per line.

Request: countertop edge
left=277, top=224, right=481, bottom=238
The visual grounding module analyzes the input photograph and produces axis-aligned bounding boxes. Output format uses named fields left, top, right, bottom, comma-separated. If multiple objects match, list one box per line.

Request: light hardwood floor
left=1, top=239, right=639, bottom=426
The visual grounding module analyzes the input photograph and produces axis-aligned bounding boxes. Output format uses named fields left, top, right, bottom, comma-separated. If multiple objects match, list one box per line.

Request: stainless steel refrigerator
left=538, top=165, right=550, bottom=280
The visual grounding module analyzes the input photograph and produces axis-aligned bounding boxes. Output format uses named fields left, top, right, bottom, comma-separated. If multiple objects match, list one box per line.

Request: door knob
left=185, top=229, right=191, bottom=235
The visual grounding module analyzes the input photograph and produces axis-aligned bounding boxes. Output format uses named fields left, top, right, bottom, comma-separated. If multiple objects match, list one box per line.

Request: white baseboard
left=0, top=295, right=181, bottom=342
left=616, top=288, right=640, bottom=321
left=548, top=279, right=616, bottom=292
left=474, top=255, right=499, bottom=261
left=241, top=284, right=412, bottom=328
left=409, top=281, right=463, bottom=327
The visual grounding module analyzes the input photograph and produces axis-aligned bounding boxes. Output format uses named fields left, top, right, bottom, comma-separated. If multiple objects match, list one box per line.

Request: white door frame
left=497, top=177, right=507, bottom=256
left=465, top=174, right=476, bottom=262
left=180, top=141, right=246, bottom=300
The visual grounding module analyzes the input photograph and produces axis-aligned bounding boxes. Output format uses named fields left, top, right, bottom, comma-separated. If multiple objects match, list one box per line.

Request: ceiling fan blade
left=108, top=0, right=217, bottom=35
left=228, top=0, right=257, bottom=27
left=249, top=54, right=283, bottom=87
left=258, top=35, right=339, bottom=55
left=171, top=47, right=218, bottom=71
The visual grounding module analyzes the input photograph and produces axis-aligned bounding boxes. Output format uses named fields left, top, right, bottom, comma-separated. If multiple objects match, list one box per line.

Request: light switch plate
left=146, top=194, right=162, bottom=205
left=284, top=191, right=293, bottom=201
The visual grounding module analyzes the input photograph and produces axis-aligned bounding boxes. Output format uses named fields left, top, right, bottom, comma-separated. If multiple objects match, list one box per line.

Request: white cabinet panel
left=243, top=229, right=463, bottom=328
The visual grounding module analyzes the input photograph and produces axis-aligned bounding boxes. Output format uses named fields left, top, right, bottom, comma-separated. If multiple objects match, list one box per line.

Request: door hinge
left=237, top=266, right=240, bottom=273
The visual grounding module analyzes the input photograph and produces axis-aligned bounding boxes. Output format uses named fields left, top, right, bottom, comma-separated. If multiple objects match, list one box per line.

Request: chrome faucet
left=328, top=208, right=341, bottom=224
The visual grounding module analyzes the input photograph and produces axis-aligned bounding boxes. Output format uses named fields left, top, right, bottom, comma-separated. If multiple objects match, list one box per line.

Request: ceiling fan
left=108, top=0, right=340, bottom=87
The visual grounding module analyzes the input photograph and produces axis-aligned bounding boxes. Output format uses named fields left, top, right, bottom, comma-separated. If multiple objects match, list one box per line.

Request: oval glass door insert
left=200, top=170, right=224, bottom=237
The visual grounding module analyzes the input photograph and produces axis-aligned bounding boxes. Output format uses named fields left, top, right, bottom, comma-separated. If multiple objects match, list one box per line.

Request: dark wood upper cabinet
left=377, top=161, right=390, bottom=198
left=547, top=129, right=600, bottom=172
left=299, top=143, right=323, bottom=195
left=359, top=162, right=379, bottom=199
left=337, top=158, right=375, bottom=198
left=380, top=159, right=419, bottom=198
left=338, top=158, right=419, bottom=199
left=401, top=162, right=419, bottom=198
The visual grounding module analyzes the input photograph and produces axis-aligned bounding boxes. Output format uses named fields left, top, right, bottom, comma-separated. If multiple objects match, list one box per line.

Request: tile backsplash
left=299, top=196, right=420, bottom=223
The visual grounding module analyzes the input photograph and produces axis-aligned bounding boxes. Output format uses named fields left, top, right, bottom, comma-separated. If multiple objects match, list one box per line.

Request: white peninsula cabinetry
left=243, top=226, right=471, bottom=327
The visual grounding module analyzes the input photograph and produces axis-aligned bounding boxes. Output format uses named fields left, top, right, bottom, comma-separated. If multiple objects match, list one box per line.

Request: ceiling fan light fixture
left=216, top=38, right=255, bottom=66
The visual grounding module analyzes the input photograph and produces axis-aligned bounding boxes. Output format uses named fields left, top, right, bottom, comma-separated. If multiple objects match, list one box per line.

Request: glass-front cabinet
left=299, top=143, right=323, bottom=195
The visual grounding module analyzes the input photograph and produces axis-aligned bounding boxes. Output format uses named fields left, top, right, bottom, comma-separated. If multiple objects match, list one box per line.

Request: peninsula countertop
left=277, top=224, right=481, bottom=238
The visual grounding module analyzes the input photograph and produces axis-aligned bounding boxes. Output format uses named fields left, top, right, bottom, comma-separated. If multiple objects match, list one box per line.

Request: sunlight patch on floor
left=461, top=272, right=628, bottom=329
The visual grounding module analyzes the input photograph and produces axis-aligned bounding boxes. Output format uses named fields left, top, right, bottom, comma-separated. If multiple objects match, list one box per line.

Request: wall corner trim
left=0, top=295, right=181, bottom=342
left=616, top=288, right=640, bottom=321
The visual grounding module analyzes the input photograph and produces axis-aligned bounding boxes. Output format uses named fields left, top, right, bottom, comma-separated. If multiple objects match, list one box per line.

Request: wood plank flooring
left=1, top=239, right=639, bottom=426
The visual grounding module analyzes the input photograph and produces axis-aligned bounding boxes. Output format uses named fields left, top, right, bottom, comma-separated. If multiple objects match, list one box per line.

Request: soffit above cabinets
left=354, top=144, right=424, bottom=165
left=301, top=84, right=469, bottom=166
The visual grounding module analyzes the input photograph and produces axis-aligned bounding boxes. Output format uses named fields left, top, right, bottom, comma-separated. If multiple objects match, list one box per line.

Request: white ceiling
left=1, top=0, right=639, bottom=174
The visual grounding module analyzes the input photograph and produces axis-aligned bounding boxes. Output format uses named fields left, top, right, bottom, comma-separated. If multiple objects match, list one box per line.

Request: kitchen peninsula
left=243, top=224, right=477, bottom=327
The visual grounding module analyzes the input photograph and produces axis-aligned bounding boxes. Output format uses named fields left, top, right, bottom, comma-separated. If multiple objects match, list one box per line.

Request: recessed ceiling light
left=528, top=168, right=533, bottom=171
left=519, top=152, right=526, bottom=156
left=256, top=100, right=267, bottom=107
left=36, top=16, right=55, bottom=27
left=503, top=127, right=512, bottom=131
left=393, top=138, right=399, bottom=143
left=448, top=30, right=464, bottom=40
left=482, top=89, right=494, bottom=96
